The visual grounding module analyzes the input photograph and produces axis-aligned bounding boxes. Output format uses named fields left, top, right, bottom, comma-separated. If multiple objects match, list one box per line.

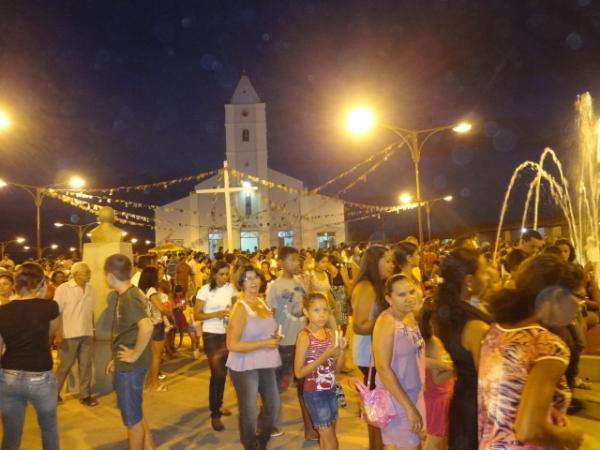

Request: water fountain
left=494, top=92, right=600, bottom=269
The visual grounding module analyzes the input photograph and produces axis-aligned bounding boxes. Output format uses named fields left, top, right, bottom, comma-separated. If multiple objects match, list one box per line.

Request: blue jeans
left=230, top=368, right=280, bottom=450
left=0, top=369, right=59, bottom=450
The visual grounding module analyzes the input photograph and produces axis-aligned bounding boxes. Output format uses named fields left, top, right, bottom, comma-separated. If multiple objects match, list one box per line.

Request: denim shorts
left=114, top=369, right=147, bottom=427
left=152, top=322, right=165, bottom=341
left=303, top=389, right=338, bottom=429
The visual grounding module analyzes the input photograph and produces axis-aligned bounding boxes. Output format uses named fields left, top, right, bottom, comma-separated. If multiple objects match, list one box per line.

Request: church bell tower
left=225, top=72, right=268, bottom=180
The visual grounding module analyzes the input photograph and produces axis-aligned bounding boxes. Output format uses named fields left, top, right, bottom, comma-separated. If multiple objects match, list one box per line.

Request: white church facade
left=154, top=74, right=347, bottom=255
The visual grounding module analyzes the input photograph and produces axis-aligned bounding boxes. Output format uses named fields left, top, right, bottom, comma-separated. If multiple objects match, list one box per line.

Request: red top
left=303, top=328, right=336, bottom=392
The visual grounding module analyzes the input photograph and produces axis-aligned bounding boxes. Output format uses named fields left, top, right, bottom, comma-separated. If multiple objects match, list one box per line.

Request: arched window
left=242, top=129, right=250, bottom=142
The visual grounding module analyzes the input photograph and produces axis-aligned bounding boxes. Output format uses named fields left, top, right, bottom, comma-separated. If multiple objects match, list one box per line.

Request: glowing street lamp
left=23, top=246, right=31, bottom=251
left=145, top=240, right=152, bottom=245
left=399, top=193, right=413, bottom=205
left=130, top=238, right=138, bottom=244
left=68, top=176, right=86, bottom=189
left=69, top=247, right=76, bottom=252
left=346, top=105, right=472, bottom=244
left=452, top=122, right=472, bottom=133
left=0, top=111, right=10, bottom=130
left=346, top=107, right=375, bottom=135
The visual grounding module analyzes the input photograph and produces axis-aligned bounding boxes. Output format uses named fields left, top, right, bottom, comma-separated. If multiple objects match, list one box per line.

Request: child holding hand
left=295, top=292, right=347, bottom=450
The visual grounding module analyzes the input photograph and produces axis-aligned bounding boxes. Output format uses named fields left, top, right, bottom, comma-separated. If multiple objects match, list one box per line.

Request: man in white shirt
left=54, top=262, right=98, bottom=406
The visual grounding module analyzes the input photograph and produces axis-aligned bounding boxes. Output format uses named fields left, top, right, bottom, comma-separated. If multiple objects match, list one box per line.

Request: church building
left=154, top=73, right=346, bottom=255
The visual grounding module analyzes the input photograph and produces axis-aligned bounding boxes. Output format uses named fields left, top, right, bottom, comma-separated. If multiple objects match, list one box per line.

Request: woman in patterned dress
left=478, top=254, right=584, bottom=450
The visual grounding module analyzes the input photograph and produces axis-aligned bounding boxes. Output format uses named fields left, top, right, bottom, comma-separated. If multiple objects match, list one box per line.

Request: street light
left=0, top=111, right=10, bottom=130
left=130, top=238, right=138, bottom=244
left=0, top=176, right=86, bottom=258
left=69, top=247, right=76, bottom=252
left=41, top=244, right=59, bottom=256
left=423, top=195, right=454, bottom=242
left=399, top=193, right=412, bottom=205
left=68, top=176, right=86, bottom=189
left=23, top=246, right=31, bottom=251
left=145, top=240, right=152, bottom=245
left=0, top=237, right=27, bottom=260
left=347, top=106, right=472, bottom=244
left=54, top=221, right=97, bottom=255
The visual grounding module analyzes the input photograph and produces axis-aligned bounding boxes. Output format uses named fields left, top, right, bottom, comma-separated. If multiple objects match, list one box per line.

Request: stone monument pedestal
left=83, top=242, right=133, bottom=395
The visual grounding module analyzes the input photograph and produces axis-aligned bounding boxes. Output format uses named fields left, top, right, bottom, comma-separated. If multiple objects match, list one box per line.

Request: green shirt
left=111, top=286, right=151, bottom=372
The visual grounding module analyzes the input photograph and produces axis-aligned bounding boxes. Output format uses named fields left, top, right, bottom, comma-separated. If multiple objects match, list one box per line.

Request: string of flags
left=310, top=143, right=399, bottom=193
left=335, top=147, right=396, bottom=196
left=65, top=169, right=218, bottom=194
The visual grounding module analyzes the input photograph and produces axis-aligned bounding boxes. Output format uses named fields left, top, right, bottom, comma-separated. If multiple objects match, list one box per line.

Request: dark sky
left=1, top=0, right=599, bottom=253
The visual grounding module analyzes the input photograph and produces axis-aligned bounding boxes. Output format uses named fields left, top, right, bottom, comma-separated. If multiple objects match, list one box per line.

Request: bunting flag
left=58, top=169, right=218, bottom=194
left=311, top=143, right=399, bottom=194
left=335, top=149, right=396, bottom=196
left=230, top=167, right=406, bottom=212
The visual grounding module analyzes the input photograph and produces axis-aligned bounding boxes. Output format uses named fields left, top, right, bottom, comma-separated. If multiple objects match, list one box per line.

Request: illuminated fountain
left=494, top=92, right=600, bottom=269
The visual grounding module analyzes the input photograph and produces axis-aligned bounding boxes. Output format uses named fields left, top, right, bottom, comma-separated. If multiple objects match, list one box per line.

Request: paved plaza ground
left=15, top=347, right=600, bottom=450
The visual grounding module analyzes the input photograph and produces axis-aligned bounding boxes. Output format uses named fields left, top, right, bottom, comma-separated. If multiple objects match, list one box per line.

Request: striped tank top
left=303, top=328, right=336, bottom=392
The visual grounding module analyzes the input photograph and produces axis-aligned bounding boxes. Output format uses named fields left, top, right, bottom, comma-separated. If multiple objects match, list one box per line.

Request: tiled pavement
left=14, top=349, right=600, bottom=449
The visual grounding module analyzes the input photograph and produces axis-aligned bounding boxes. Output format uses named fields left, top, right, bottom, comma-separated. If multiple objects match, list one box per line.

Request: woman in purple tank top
left=226, top=265, right=282, bottom=450
left=373, top=274, right=426, bottom=450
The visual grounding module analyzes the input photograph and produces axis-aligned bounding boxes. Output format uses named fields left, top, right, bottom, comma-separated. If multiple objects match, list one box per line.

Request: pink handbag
left=354, top=360, right=397, bottom=428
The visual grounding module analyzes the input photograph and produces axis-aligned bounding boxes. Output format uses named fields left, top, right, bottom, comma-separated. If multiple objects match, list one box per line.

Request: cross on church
left=195, top=160, right=257, bottom=252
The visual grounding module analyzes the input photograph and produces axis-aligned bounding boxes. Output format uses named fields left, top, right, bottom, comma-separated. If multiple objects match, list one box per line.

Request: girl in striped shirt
left=294, top=292, right=347, bottom=450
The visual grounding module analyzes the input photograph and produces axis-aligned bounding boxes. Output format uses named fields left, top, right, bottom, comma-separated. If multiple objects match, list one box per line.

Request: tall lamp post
left=0, top=237, right=26, bottom=260
left=0, top=176, right=86, bottom=259
left=423, top=195, right=453, bottom=242
left=347, top=107, right=471, bottom=245
left=54, top=221, right=98, bottom=255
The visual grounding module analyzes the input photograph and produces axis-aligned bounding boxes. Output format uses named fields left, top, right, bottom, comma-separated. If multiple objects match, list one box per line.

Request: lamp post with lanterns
left=423, top=195, right=454, bottom=242
left=0, top=237, right=26, bottom=260
left=347, top=106, right=471, bottom=245
left=0, top=176, right=86, bottom=259
left=54, top=221, right=97, bottom=256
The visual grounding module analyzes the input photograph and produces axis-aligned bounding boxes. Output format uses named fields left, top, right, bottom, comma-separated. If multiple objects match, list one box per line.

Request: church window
left=242, top=129, right=250, bottom=142
left=245, top=195, right=252, bottom=216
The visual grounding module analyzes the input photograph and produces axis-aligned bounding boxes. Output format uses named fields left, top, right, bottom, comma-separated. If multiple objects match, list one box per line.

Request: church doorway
left=208, top=232, right=224, bottom=258
left=317, top=232, right=336, bottom=249
left=240, top=231, right=259, bottom=252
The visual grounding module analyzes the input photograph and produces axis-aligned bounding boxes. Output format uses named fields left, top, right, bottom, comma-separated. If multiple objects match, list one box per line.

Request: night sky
left=1, top=0, right=600, bottom=253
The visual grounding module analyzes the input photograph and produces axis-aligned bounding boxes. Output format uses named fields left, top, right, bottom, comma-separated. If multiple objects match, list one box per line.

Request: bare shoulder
left=464, top=319, right=490, bottom=336
left=374, top=310, right=394, bottom=332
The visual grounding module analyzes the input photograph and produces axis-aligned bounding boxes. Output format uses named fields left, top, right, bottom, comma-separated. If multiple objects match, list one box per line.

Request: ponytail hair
left=434, top=248, right=480, bottom=342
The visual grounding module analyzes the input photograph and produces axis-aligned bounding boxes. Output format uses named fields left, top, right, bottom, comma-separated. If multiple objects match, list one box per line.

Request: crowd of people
left=0, top=228, right=596, bottom=450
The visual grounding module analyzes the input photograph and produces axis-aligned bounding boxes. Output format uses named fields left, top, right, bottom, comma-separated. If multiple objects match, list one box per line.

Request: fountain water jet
left=494, top=92, right=600, bottom=274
